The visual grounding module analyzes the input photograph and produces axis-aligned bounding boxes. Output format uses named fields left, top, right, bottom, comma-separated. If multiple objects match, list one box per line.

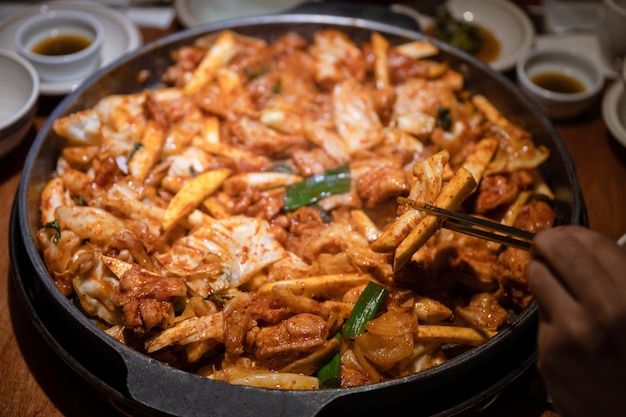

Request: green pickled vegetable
left=283, top=163, right=350, bottom=211
left=43, top=220, right=61, bottom=244
left=433, top=8, right=483, bottom=54
left=437, top=106, right=453, bottom=132
left=317, top=332, right=342, bottom=388
left=342, top=281, right=387, bottom=339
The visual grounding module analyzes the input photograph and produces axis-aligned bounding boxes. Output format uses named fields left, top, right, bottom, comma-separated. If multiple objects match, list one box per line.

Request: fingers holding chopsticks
left=529, top=225, right=626, bottom=315
left=527, top=225, right=626, bottom=417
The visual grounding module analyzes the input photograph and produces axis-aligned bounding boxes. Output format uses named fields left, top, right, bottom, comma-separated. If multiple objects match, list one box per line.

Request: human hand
left=528, top=225, right=626, bottom=417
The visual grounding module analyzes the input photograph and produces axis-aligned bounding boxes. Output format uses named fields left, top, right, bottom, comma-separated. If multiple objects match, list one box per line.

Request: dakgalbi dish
left=37, top=28, right=556, bottom=390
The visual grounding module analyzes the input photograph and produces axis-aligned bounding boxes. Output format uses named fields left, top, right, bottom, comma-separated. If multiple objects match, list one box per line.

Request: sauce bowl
left=14, top=9, right=104, bottom=83
left=516, top=46, right=603, bottom=120
left=0, top=49, right=38, bottom=159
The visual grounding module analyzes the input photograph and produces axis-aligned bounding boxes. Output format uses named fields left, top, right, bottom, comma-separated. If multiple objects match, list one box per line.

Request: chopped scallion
left=128, top=142, right=144, bottom=161
left=437, top=106, right=452, bottom=132
left=342, top=281, right=387, bottom=339
left=43, top=220, right=61, bottom=244
left=283, top=163, right=350, bottom=212
left=317, top=332, right=342, bottom=388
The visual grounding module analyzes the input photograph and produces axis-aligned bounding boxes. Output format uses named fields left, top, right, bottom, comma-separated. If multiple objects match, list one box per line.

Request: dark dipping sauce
left=31, top=33, right=91, bottom=56
left=530, top=72, right=586, bottom=94
left=472, top=27, right=500, bottom=65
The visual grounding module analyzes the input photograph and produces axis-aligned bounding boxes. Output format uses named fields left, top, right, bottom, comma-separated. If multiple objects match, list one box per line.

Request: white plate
left=602, top=80, right=626, bottom=148
left=416, top=0, right=535, bottom=73
left=0, top=2, right=142, bottom=95
left=175, top=0, right=306, bottom=28
left=536, top=32, right=619, bottom=80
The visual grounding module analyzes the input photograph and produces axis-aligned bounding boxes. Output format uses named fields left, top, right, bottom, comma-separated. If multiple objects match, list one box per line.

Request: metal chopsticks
left=397, top=197, right=535, bottom=251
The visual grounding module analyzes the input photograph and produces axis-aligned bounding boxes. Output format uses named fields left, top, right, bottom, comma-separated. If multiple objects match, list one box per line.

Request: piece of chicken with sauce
left=253, top=313, right=330, bottom=370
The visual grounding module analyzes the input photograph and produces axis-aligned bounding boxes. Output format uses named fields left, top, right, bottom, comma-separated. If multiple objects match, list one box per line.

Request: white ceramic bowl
left=602, top=77, right=626, bottom=148
left=14, top=9, right=103, bottom=83
left=175, top=0, right=305, bottom=28
left=444, top=0, right=535, bottom=73
left=0, top=49, right=39, bottom=159
left=408, top=0, right=535, bottom=73
left=516, top=47, right=604, bottom=120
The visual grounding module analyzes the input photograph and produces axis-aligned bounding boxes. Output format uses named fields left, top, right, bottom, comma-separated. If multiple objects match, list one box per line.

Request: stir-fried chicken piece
left=112, top=265, right=186, bottom=331
left=473, top=170, right=533, bottom=214
left=309, top=28, right=367, bottom=89
left=498, top=198, right=557, bottom=308
left=454, top=247, right=501, bottom=292
left=473, top=174, right=519, bottom=213
left=223, top=292, right=254, bottom=356
left=351, top=157, right=410, bottom=207
left=121, top=298, right=174, bottom=331
left=455, top=292, right=508, bottom=331
left=513, top=198, right=557, bottom=233
left=254, top=313, right=330, bottom=370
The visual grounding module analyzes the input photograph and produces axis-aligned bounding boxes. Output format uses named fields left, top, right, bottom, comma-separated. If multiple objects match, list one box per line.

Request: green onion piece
left=208, top=293, right=233, bottom=305
left=436, top=106, right=452, bottom=132
left=271, top=80, right=282, bottom=94
left=128, top=142, right=144, bottom=161
left=283, top=163, right=350, bottom=212
left=342, top=281, right=387, bottom=339
left=433, top=7, right=483, bottom=54
left=317, top=332, right=342, bottom=388
left=43, top=220, right=61, bottom=244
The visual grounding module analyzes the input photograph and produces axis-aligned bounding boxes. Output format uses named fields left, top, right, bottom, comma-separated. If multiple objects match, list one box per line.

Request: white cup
left=14, top=10, right=103, bottom=83
left=597, top=0, right=626, bottom=73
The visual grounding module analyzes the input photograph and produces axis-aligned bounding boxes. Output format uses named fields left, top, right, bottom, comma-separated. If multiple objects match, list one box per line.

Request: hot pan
left=12, top=10, right=584, bottom=417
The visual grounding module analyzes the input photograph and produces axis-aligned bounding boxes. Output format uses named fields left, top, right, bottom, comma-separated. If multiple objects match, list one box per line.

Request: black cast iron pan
left=13, top=9, right=585, bottom=417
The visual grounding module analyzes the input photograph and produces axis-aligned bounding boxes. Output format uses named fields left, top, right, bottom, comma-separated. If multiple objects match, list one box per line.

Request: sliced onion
left=364, top=308, right=418, bottom=336
left=353, top=343, right=384, bottom=383
left=356, top=332, right=414, bottom=368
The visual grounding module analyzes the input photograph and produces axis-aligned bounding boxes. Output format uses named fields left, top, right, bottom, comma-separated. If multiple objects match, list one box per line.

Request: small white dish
left=175, top=0, right=306, bottom=28
left=415, top=0, right=535, bottom=73
left=517, top=46, right=604, bottom=121
left=536, top=32, right=619, bottom=79
left=602, top=80, right=626, bottom=148
left=0, top=49, right=39, bottom=159
left=14, top=9, right=104, bottom=83
left=0, top=2, right=142, bottom=95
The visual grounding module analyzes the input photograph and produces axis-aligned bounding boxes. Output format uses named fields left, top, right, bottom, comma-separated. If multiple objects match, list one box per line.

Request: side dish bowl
left=0, top=48, right=38, bottom=159
left=516, top=46, right=604, bottom=120
left=14, top=9, right=104, bottom=83
left=12, top=13, right=584, bottom=417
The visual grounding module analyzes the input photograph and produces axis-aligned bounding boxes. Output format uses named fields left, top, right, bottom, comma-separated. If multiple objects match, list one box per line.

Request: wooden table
left=1, top=3, right=625, bottom=416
